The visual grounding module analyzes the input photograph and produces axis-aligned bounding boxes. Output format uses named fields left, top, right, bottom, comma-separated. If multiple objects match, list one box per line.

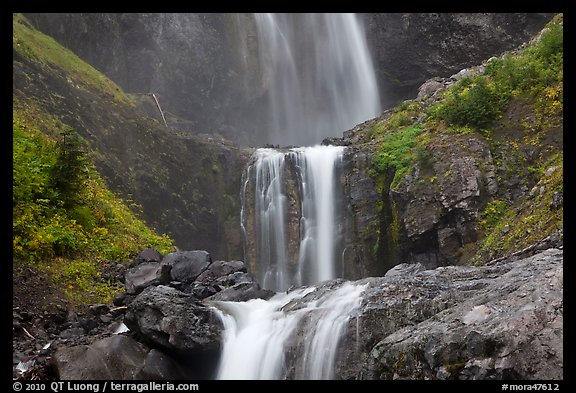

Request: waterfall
left=216, top=12, right=380, bottom=380
left=213, top=282, right=367, bottom=380
left=293, top=146, right=345, bottom=286
left=253, top=13, right=381, bottom=146
left=245, top=145, right=345, bottom=292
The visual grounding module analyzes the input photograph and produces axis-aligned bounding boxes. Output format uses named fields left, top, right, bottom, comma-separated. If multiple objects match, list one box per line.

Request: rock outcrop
left=124, top=285, right=222, bottom=355
left=284, top=248, right=563, bottom=380
left=355, top=248, right=563, bottom=380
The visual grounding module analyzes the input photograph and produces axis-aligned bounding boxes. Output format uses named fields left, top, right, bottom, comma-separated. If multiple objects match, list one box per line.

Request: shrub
left=429, top=77, right=505, bottom=129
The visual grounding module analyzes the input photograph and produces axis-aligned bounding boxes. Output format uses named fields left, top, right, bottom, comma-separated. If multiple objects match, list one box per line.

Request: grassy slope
left=363, top=14, right=563, bottom=265
left=13, top=14, right=173, bottom=307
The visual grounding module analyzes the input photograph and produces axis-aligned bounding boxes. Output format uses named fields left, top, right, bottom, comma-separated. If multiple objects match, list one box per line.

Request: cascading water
left=253, top=13, right=381, bottom=146
left=214, top=12, right=380, bottom=380
left=243, top=145, right=345, bottom=292
left=213, top=282, right=367, bottom=380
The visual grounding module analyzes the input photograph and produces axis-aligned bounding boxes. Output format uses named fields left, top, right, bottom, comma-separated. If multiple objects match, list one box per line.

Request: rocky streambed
left=13, top=245, right=562, bottom=380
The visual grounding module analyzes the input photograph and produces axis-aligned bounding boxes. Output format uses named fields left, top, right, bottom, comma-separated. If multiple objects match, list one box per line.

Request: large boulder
left=206, top=281, right=275, bottom=302
left=161, top=250, right=212, bottom=284
left=125, top=262, right=171, bottom=295
left=52, top=335, right=190, bottom=379
left=195, top=260, right=246, bottom=284
left=124, top=285, right=222, bottom=356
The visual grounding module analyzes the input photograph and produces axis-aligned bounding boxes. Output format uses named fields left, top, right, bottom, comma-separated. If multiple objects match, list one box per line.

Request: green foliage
left=430, top=19, right=562, bottom=132
left=47, top=258, right=121, bottom=304
left=366, top=102, right=424, bottom=140
left=13, top=107, right=173, bottom=304
left=12, top=14, right=132, bottom=106
left=478, top=200, right=508, bottom=232
left=473, top=153, right=563, bottom=264
left=50, top=128, right=88, bottom=208
left=429, top=76, right=506, bottom=130
left=371, top=126, right=423, bottom=189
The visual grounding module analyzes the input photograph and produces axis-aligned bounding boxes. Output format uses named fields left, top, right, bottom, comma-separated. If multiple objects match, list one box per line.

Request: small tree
left=49, top=128, right=87, bottom=208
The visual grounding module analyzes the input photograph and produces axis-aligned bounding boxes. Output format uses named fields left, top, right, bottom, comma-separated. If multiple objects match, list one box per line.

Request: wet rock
left=125, top=262, right=171, bottom=295
left=89, top=304, right=110, bottom=316
left=59, top=327, right=85, bottom=340
left=215, top=271, right=256, bottom=288
left=341, top=248, right=564, bottom=380
left=161, top=250, right=212, bottom=284
left=131, top=248, right=164, bottom=267
left=206, top=282, right=275, bottom=302
left=124, top=285, right=222, bottom=355
left=195, top=260, right=246, bottom=284
left=52, top=335, right=190, bottom=380
left=113, top=292, right=133, bottom=307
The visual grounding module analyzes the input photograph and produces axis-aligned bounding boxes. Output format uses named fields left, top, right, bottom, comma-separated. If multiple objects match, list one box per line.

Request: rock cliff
left=24, top=13, right=554, bottom=146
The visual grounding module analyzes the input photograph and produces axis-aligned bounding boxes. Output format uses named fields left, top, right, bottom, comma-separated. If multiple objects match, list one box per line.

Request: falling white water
left=213, top=282, right=366, bottom=380
left=252, top=149, right=290, bottom=291
left=247, top=145, right=345, bottom=292
left=253, top=13, right=381, bottom=146
left=219, top=12, right=378, bottom=380
left=293, top=146, right=344, bottom=286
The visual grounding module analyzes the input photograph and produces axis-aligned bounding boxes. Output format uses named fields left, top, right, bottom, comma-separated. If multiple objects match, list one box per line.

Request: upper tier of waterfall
left=252, top=13, right=381, bottom=146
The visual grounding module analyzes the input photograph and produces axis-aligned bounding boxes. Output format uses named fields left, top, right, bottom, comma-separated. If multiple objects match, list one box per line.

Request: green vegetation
left=371, top=126, right=423, bottom=189
left=473, top=153, right=563, bottom=264
left=478, top=200, right=508, bottom=232
left=429, top=20, right=562, bottom=133
left=13, top=106, right=173, bottom=305
left=13, top=13, right=174, bottom=306
left=429, top=76, right=505, bottom=129
left=12, top=13, right=132, bottom=107
left=364, top=15, right=562, bottom=266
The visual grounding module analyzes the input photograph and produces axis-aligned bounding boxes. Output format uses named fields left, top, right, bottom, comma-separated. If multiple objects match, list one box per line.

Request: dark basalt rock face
left=361, top=13, right=555, bottom=108
left=24, top=13, right=554, bottom=146
left=124, top=285, right=222, bottom=355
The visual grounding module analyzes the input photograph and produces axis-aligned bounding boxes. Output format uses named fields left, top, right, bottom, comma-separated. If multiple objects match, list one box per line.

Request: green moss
left=478, top=199, right=508, bottom=232
left=13, top=14, right=132, bottom=107
left=445, top=360, right=467, bottom=378
left=371, top=125, right=423, bottom=189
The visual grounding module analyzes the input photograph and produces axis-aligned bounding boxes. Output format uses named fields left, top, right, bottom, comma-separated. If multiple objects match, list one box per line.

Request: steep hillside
left=13, top=14, right=250, bottom=262
left=341, top=14, right=563, bottom=276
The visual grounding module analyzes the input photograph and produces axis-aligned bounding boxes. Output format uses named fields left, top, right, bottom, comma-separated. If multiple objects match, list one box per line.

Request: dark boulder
left=131, top=248, right=164, bottom=267
left=195, top=260, right=246, bottom=284
left=124, top=262, right=171, bottom=295
left=52, top=335, right=190, bottom=380
left=124, top=285, right=222, bottom=356
left=206, top=281, right=275, bottom=302
left=161, top=250, right=212, bottom=284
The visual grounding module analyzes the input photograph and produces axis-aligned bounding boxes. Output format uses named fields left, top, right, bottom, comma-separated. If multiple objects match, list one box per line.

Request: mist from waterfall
left=253, top=13, right=381, bottom=146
